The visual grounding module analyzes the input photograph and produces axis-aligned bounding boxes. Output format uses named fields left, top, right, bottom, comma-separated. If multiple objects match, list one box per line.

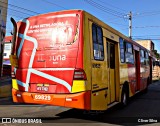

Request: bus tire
left=121, top=88, right=129, bottom=107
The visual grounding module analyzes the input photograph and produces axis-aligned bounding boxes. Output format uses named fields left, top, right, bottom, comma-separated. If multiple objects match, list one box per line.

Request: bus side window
left=92, top=24, right=104, bottom=61
left=125, top=42, right=134, bottom=64
left=140, top=49, right=145, bottom=65
left=145, top=51, right=149, bottom=66
left=119, top=38, right=125, bottom=63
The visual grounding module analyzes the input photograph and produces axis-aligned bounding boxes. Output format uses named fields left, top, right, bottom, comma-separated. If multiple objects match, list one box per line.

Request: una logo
left=49, top=55, right=66, bottom=62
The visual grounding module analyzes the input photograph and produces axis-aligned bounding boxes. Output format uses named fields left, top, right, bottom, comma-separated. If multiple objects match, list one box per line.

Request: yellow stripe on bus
left=12, top=79, right=19, bottom=90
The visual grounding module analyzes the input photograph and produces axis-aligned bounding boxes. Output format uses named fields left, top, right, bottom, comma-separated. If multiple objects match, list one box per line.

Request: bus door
left=106, top=41, right=116, bottom=104
left=90, top=22, right=108, bottom=110
left=135, top=50, right=140, bottom=91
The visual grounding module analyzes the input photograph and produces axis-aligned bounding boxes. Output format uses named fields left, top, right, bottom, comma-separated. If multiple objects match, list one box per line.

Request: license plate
left=34, top=94, right=51, bottom=101
left=37, top=84, right=49, bottom=92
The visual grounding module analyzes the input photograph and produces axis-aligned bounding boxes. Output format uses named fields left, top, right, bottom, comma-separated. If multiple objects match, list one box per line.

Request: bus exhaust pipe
left=10, top=17, right=17, bottom=55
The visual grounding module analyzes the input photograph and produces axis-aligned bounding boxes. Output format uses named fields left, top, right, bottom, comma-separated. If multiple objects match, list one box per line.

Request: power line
left=132, top=10, right=160, bottom=18
left=122, top=25, right=160, bottom=30
left=0, top=7, right=35, bottom=20
left=85, top=0, right=125, bottom=17
left=0, top=1, right=38, bottom=23
left=7, top=13, right=26, bottom=19
left=107, top=21, right=128, bottom=26
left=0, top=0, right=40, bottom=15
left=133, top=35, right=160, bottom=37
left=133, top=26, right=160, bottom=29
left=96, top=0, right=127, bottom=13
left=40, top=0, right=67, bottom=10
left=8, top=7, right=34, bottom=16
left=0, top=2, right=41, bottom=21
left=84, top=0, right=126, bottom=18
left=133, top=38, right=160, bottom=40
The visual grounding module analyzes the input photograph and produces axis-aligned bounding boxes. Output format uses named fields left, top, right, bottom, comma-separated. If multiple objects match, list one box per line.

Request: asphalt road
left=0, top=80, right=160, bottom=126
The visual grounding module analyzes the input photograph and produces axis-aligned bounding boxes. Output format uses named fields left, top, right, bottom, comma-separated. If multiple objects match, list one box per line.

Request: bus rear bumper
left=12, top=88, right=91, bottom=110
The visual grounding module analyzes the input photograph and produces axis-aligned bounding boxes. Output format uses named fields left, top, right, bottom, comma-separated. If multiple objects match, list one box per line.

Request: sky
left=5, top=0, right=160, bottom=53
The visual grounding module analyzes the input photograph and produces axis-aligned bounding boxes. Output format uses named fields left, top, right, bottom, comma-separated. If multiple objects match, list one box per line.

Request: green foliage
left=156, top=53, right=160, bottom=59
left=152, top=50, right=160, bottom=59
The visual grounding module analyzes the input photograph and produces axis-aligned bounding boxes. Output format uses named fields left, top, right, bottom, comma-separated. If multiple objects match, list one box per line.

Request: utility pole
left=128, top=11, right=132, bottom=39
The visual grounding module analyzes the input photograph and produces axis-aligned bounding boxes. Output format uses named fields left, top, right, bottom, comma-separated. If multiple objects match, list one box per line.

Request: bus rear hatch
left=14, top=10, right=83, bottom=93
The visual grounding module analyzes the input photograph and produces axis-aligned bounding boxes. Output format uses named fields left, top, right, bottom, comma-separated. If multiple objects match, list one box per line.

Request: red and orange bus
left=10, top=10, right=150, bottom=110
left=136, top=40, right=160, bottom=81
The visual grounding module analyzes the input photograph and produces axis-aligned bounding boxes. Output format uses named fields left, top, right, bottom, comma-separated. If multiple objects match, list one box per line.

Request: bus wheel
left=121, top=89, right=128, bottom=107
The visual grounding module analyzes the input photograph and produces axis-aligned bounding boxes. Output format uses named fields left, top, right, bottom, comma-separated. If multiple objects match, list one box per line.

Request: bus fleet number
left=34, top=95, right=51, bottom=101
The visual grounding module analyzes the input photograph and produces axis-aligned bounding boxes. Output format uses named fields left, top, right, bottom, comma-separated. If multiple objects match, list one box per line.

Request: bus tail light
left=73, top=69, right=87, bottom=80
